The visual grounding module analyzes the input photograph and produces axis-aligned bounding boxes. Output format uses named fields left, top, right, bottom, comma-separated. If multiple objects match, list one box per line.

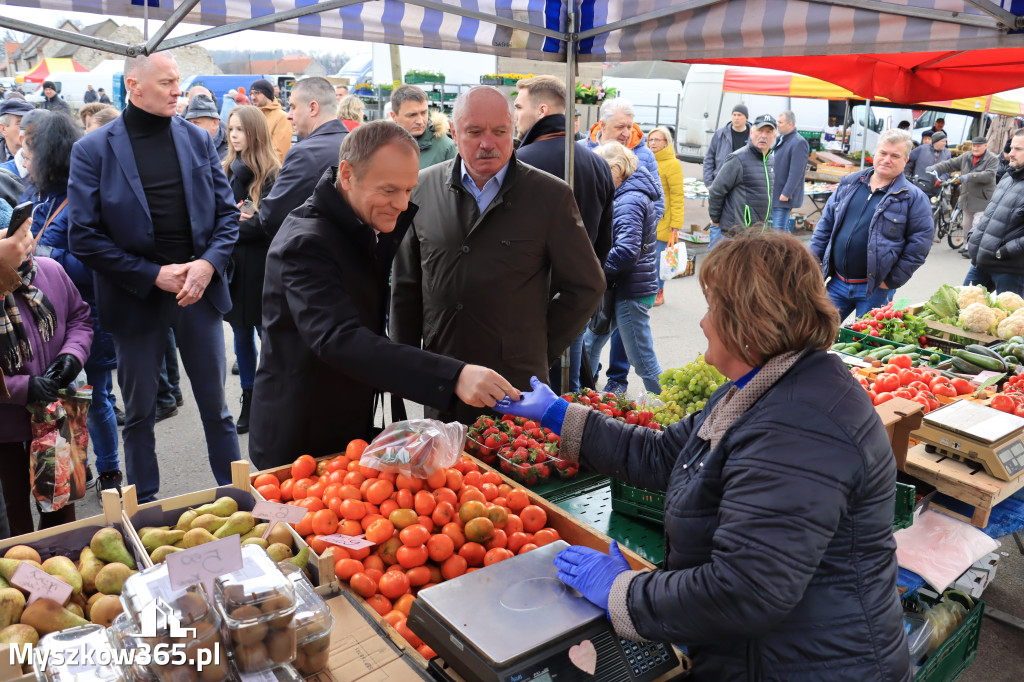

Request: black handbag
left=588, top=285, right=616, bottom=336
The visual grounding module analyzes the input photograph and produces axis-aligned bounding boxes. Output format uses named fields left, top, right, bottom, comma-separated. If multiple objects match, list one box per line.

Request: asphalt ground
left=58, top=161, right=1023, bottom=678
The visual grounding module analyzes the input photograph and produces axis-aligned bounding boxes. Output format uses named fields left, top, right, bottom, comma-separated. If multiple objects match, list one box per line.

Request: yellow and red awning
left=23, top=58, right=89, bottom=83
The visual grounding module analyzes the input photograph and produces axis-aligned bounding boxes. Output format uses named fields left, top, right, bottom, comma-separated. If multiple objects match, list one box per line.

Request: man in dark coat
left=249, top=121, right=518, bottom=469
left=255, top=77, right=349, bottom=239
left=708, top=114, right=776, bottom=246
left=97, top=89, right=112, bottom=105
left=771, top=109, right=809, bottom=232
left=40, top=81, right=70, bottom=116
left=930, top=135, right=999, bottom=257
left=514, top=75, right=614, bottom=391
left=83, top=85, right=98, bottom=104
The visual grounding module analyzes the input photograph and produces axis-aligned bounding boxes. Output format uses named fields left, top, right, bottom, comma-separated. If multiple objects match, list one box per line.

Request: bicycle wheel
left=947, top=208, right=964, bottom=249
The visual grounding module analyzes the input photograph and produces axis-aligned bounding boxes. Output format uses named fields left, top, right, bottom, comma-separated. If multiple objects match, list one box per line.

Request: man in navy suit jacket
left=68, top=52, right=241, bottom=502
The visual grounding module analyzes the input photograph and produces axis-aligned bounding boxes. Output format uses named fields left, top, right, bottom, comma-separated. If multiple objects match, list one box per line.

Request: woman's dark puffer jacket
left=604, top=164, right=661, bottom=299
left=579, top=350, right=911, bottom=682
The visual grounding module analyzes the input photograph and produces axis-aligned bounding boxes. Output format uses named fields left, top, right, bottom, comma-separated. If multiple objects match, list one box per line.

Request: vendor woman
left=498, top=229, right=910, bottom=681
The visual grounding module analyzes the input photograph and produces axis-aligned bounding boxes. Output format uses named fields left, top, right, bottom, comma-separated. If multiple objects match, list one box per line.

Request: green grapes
left=652, top=355, right=726, bottom=425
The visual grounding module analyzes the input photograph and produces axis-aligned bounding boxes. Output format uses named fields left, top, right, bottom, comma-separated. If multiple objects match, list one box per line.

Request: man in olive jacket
left=930, top=136, right=999, bottom=256
left=249, top=121, right=518, bottom=469
left=391, top=87, right=605, bottom=424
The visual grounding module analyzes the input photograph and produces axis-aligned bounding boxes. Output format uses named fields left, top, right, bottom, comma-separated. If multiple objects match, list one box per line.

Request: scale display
left=916, top=401, right=1024, bottom=480
left=409, top=540, right=679, bottom=682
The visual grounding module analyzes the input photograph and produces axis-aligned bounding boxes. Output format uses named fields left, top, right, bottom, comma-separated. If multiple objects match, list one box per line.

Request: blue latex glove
left=494, top=376, right=557, bottom=422
left=553, top=541, right=630, bottom=611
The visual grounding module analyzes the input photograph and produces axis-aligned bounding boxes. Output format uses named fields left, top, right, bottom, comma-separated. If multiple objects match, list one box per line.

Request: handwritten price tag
left=321, top=534, right=375, bottom=550
left=166, top=535, right=243, bottom=598
left=11, top=562, right=74, bottom=605
left=252, top=501, right=307, bottom=540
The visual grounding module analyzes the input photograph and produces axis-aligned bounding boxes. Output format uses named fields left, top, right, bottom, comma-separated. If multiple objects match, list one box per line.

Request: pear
left=89, top=594, right=124, bottom=627
left=266, top=543, right=293, bottom=562
left=194, top=497, right=238, bottom=518
left=0, top=624, right=38, bottom=646
left=0, top=558, right=23, bottom=584
left=241, top=538, right=269, bottom=549
left=266, top=524, right=293, bottom=547
left=141, top=529, right=186, bottom=552
left=0, top=575, right=8, bottom=589
left=213, top=511, right=255, bottom=539
left=20, top=598, right=88, bottom=635
left=173, top=540, right=186, bottom=548
left=85, top=592, right=105, bottom=620
left=189, top=514, right=228, bottom=533
left=286, top=546, right=310, bottom=571
left=4, top=546, right=41, bottom=563
left=176, top=509, right=200, bottom=532
left=90, top=528, right=137, bottom=569
left=77, top=547, right=105, bottom=594
left=0, top=587, right=26, bottom=630
left=241, top=523, right=269, bottom=541
left=65, top=603, right=84, bottom=618
left=94, top=562, right=135, bottom=595
left=150, top=546, right=184, bottom=564
left=182, top=528, right=217, bottom=548
left=41, top=556, right=83, bottom=596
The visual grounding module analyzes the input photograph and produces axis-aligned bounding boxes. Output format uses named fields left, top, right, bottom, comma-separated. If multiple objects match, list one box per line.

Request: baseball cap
left=0, top=98, right=34, bottom=117
left=753, top=114, right=777, bottom=130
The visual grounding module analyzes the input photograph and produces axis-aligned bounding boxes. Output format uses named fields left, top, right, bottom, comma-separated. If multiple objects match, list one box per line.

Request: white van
left=846, top=104, right=915, bottom=156
left=675, top=65, right=828, bottom=163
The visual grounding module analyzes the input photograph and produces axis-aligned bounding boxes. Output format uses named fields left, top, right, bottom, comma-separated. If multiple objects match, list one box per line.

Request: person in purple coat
left=0, top=195, right=93, bottom=538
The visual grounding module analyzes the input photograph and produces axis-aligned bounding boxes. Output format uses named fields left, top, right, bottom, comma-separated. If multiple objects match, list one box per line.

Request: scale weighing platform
left=408, top=540, right=680, bottom=682
left=915, top=400, right=1024, bottom=481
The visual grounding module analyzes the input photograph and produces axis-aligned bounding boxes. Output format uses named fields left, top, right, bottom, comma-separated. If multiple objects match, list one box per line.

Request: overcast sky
left=2, top=6, right=369, bottom=56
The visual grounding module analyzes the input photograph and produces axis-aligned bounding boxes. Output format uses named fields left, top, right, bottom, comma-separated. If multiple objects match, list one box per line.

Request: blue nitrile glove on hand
left=554, top=541, right=631, bottom=611
left=495, top=376, right=557, bottom=419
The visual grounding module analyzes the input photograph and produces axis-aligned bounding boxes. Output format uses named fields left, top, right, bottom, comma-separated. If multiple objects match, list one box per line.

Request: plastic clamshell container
left=121, top=563, right=218, bottom=634
left=277, top=563, right=333, bottom=675
left=495, top=447, right=577, bottom=485
left=214, top=545, right=298, bottom=672
left=107, top=612, right=158, bottom=682
left=34, top=624, right=125, bottom=682
left=228, top=661, right=304, bottom=682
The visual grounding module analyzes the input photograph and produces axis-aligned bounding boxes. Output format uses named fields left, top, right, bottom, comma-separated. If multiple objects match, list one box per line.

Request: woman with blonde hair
left=646, top=126, right=684, bottom=306
left=223, top=105, right=281, bottom=434
left=336, top=94, right=365, bottom=131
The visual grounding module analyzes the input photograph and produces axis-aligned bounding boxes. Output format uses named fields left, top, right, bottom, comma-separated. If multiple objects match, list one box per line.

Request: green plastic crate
left=895, top=482, right=915, bottom=530
left=836, top=327, right=954, bottom=365
left=555, top=485, right=665, bottom=567
left=913, top=595, right=984, bottom=682
left=610, top=479, right=665, bottom=525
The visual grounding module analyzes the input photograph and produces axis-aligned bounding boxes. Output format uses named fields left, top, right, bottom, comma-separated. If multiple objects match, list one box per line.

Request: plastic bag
left=359, top=419, right=468, bottom=479
left=27, top=391, right=90, bottom=512
left=894, top=510, right=1000, bottom=592
left=659, top=240, right=687, bottom=281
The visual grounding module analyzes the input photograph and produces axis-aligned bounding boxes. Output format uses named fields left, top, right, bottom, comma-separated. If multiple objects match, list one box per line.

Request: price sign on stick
left=252, top=500, right=308, bottom=540
left=11, top=562, right=74, bottom=605
left=321, top=534, right=375, bottom=550
left=166, top=535, right=243, bottom=599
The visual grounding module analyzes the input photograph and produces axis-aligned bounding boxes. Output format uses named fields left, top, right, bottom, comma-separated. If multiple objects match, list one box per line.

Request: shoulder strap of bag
left=34, top=198, right=69, bottom=245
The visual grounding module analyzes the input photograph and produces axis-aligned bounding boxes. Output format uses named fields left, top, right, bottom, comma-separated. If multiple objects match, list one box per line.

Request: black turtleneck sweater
left=123, top=102, right=193, bottom=265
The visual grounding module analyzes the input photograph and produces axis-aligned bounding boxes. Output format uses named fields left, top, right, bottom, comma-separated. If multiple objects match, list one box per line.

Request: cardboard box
left=953, top=552, right=1000, bottom=599
left=874, top=397, right=926, bottom=470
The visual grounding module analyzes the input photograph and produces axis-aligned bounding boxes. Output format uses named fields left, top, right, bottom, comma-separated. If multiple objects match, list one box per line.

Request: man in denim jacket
left=810, top=128, right=933, bottom=320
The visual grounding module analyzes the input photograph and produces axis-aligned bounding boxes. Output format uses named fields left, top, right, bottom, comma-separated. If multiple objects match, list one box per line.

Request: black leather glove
left=27, top=376, right=60, bottom=404
left=43, top=354, right=83, bottom=389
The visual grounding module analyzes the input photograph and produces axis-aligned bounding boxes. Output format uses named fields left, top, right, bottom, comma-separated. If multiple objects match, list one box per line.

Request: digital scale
left=408, top=540, right=680, bottom=682
left=914, top=400, right=1024, bottom=481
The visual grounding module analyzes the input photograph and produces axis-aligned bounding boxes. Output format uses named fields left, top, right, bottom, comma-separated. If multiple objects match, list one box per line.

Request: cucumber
left=831, top=342, right=846, bottom=350
left=845, top=343, right=862, bottom=353
left=966, top=344, right=1005, bottom=362
left=867, top=346, right=894, bottom=359
left=894, top=344, right=918, bottom=354
left=951, top=357, right=983, bottom=375
left=1007, top=345, right=1024, bottom=363
left=952, top=349, right=1006, bottom=372
left=907, top=353, right=920, bottom=361
left=855, top=349, right=873, bottom=358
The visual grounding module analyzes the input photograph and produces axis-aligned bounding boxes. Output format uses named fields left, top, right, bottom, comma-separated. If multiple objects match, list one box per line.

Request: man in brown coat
left=390, top=86, right=605, bottom=424
left=250, top=79, right=292, bottom=162
left=929, top=135, right=1000, bottom=257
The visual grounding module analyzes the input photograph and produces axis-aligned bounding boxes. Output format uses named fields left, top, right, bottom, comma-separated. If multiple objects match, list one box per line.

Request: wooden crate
left=908, top=303, right=1001, bottom=347
left=903, top=444, right=1024, bottom=528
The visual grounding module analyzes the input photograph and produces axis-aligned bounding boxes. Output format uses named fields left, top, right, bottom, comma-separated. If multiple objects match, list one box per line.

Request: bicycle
left=928, top=174, right=964, bottom=249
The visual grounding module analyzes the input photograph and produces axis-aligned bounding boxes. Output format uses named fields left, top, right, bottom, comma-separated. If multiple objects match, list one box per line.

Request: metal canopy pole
left=0, top=16, right=130, bottom=55
left=144, top=0, right=204, bottom=54
left=560, top=4, right=577, bottom=395
left=861, top=99, right=871, bottom=170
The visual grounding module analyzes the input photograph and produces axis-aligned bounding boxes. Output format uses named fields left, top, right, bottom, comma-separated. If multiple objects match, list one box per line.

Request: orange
left=379, top=499, right=400, bottom=518
left=395, top=489, right=415, bottom=510
left=365, top=519, right=396, bottom=544
left=335, top=558, right=363, bottom=580
left=506, top=489, right=530, bottom=513
left=346, top=439, right=369, bottom=461
left=483, top=547, right=514, bottom=566
left=343, top=471, right=366, bottom=487
left=366, top=479, right=395, bottom=505
left=425, top=468, right=448, bottom=490
left=485, top=529, right=508, bottom=550
left=480, top=483, right=499, bottom=501
left=458, top=500, right=488, bottom=523
left=520, top=505, right=547, bottom=533
left=366, top=593, right=392, bottom=616
left=253, top=473, right=280, bottom=489
left=292, top=478, right=313, bottom=500
left=347, top=545, right=371, bottom=561
left=440, top=554, right=468, bottom=581
left=417, top=516, right=434, bottom=533
left=417, top=644, right=437, bottom=660
left=389, top=508, right=419, bottom=530
left=383, top=611, right=404, bottom=627
left=378, top=536, right=403, bottom=565
left=363, top=555, right=386, bottom=573
left=399, top=524, right=431, bottom=547
left=255, top=483, right=280, bottom=501
left=322, top=483, right=342, bottom=502
left=458, top=542, right=486, bottom=567
left=294, top=511, right=314, bottom=537
left=349, top=572, right=377, bottom=599
left=306, top=478, right=328, bottom=501
left=445, top=469, right=464, bottom=491
left=442, top=522, right=466, bottom=550
left=311, top=509, right=339, bottom=536
left=395, top=474, right=423, bottom=492
left=480, top=471, right=502, bottom=486
left=291, top=454, right=317, bottom=480
left=340, top=484, right=362, bottom=500
left=340, top=498, right=367, bottom=521
left=506, top=532, right=530, bottom=554
left=459, top=486, right=486, bottom=505
left=413, top=491, right=436, bottom=516
left=395, top=619, right=423, bottom=649
left=396, top=545, right=429, bottom=569
left=505, top=514, right=524, bottom=535
left=432, top=487, right=458, bottom=508
left=533, top=528, right=560, bottom=546
left=306, top=535, right=329, bottom=555
left=339, top=519, right=363, bottom=536
left=393, top=594, right=417, bottom=616
left=518, top=543, right=538, bottom=555
left=316, top=460, right=330, bottom=477
left=378, top=571, right=411, bottom=599
left=358, top=465, right=381, bottom=480
left=360, top=514, right=384, bottom=531
left=463, top=471, right=482, bottom=489
left=297, top=496, right=325, bottom=513
left=405, top=566, right=431, bottom=587
left=365, top=568, right=384, bottom=583
left=426, top=534, right=455, bottom=562
left=327, top=455, right=350, bottom=473
left=279, top=478, right=295, bottom=501
left=464, top=517, right=495, bottom=544
left=486, top=505, right=508, bottom=529
left=431, top=501, right=454, bottom=527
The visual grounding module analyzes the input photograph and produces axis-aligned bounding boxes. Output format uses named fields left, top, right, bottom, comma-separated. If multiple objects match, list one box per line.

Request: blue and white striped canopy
left=2, top=0, right=1024, bottom=62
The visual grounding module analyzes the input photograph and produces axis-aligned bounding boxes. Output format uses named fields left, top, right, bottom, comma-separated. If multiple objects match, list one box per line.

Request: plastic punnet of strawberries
left=561, top=388, right=662, bottom=430
left=465, top=415, right=577, bottom=484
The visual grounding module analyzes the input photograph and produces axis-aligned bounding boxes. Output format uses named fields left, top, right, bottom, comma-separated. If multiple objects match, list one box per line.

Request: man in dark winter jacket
left=930, top=136, right=999, bottom=257
left=255, top=77, right=349, bottom=238
left=905, top=130, right=951, bottom=196
left=702, top=103, right=750, bottom=186
left=708, top=114, right=776, bottom=248
left=771, top=110, right=809, bottom=232
left=97, top=89, right=112, bottom=105
left=83, top=85, right=98, bottom=104
left=40, top=81, right=70, bottom=116
left=811, top=128, right=933, bottom=319
left=184, top=95, right=228, bottom=160
left=390, top=85, right=457, bottom=169
left=965, top=129, right=1024, bottom=296
left=250, top=121, right=518, bottom=468
left=515, top=75, right=614, bottom=392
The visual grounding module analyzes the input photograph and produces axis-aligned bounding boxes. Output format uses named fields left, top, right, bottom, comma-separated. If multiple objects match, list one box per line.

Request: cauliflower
left=997, top=291, right=1024, bottom=312
left=957, top=285, right=988, bottom=309
left=1013, top=307, right=1024, bottom=319
left=998, top=315, right=1024, bottom=340
left=959, top=303, right=999, bottom=333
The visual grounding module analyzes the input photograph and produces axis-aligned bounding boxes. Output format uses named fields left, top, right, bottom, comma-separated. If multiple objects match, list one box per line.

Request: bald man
left=68, top=52, right=242, bottom=502
left=390, top=86, right=605, bottom=424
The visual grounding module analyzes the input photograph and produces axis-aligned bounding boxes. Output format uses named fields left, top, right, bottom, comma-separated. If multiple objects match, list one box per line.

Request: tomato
left=898, top=368, right=921, bottom=387
left=873, top=392, right=894, bottom=406
left=378, top=571, right=411, bottom=599
left=874, top=374, right=900, bottom=393
left=951, top=378, right=974, bottom=395
left=893, top=388, right=917, bottom=400
left=991, top=394, right=1017, bottom=413
left=908, top=381, right=931, bottom=393
left=910, top=395, right=931, bottom=413
left=349, top=572, right=377, bottom=599
left=932, top=384, right=957, bottom=398
left=888, top=354, right=913, bottom=370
